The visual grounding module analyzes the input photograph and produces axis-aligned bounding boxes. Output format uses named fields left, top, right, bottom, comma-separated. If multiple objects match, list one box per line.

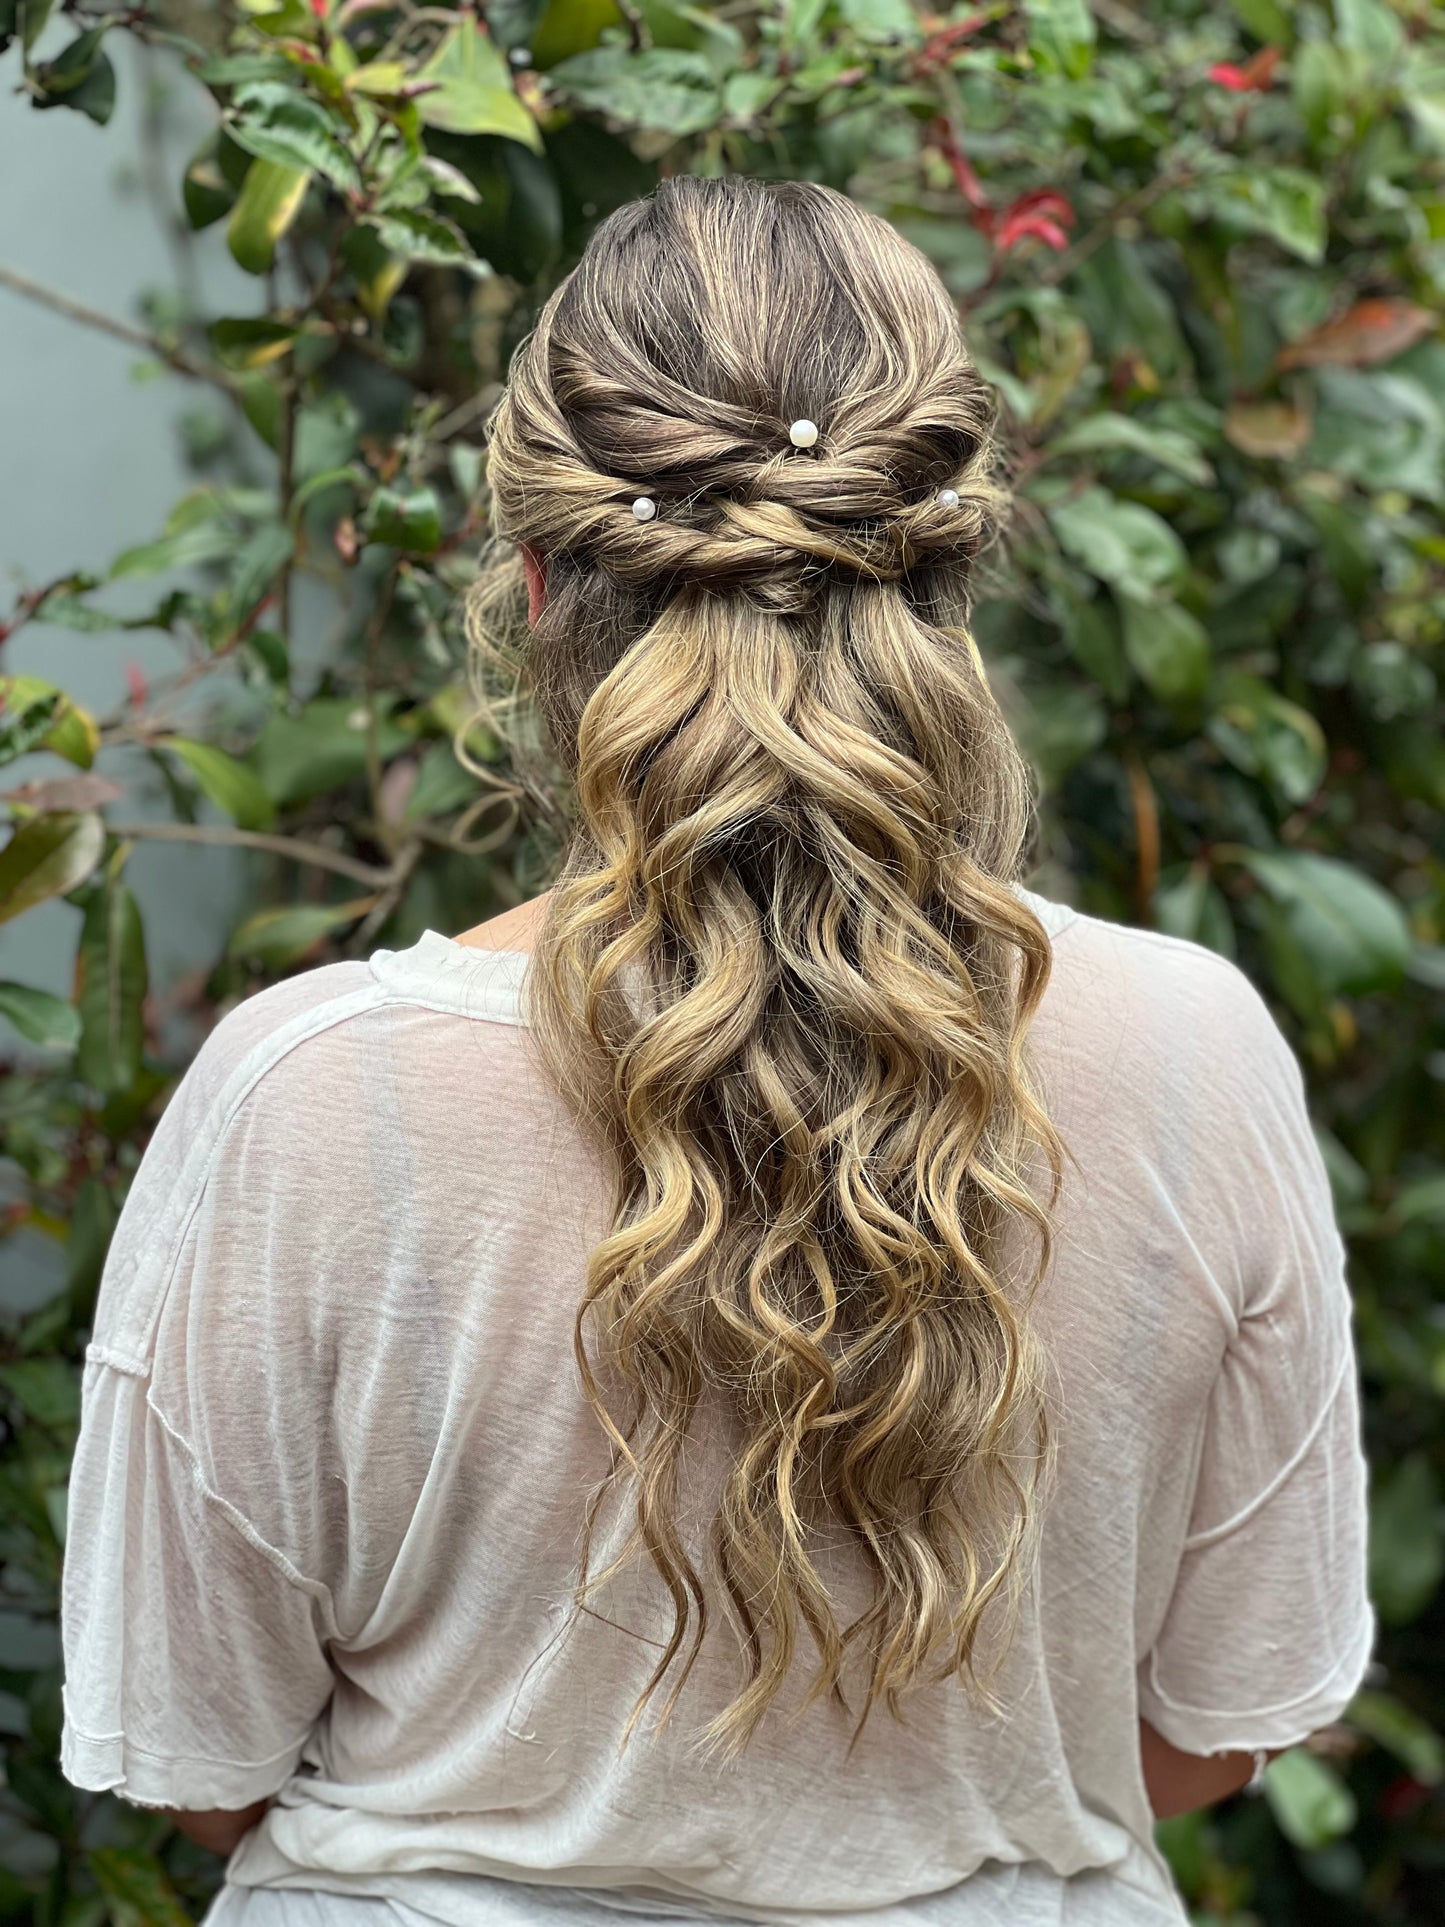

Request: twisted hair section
left=466, top=176, right=1067, bottom=1760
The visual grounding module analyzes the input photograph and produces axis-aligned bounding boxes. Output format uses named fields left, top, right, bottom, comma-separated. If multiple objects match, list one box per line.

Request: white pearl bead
left=788, top=418, right=819, bottom=449
left=631, top=496, right=657, bottom=521
left=937, top=488, right=960, bottom=508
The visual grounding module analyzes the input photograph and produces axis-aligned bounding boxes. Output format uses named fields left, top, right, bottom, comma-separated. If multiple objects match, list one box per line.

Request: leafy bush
left=1, top=1, right=1443, bottom=1921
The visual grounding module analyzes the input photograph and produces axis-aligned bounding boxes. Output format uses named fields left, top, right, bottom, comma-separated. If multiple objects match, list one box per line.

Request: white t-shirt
left=59, top=884, right=1374, bottom=1927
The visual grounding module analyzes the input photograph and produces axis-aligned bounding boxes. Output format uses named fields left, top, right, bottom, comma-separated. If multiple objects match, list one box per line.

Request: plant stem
left=0, top=263, right=233, bottom=393
left=104, top=821, right=393, bottom=885
left=276, top=376, right=298, bottom=639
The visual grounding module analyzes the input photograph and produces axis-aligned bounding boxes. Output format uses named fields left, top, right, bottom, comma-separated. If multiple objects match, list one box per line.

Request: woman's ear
left=521, top=544, right=547, bottom=629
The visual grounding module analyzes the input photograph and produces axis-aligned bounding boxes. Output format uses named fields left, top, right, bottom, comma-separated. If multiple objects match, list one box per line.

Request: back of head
left=470, top=175, right=1066, bottom=1760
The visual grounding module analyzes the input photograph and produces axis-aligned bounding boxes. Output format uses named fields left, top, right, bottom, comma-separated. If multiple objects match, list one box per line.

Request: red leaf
left=1276, top=298, right=1437, bottom=370
left=995, top=212, right=1071, bottom=253
left=124, top=661, right=147, bottom=707
left=913, top=13, right=988, bottom=77
left=1000, top=188, right=1075, bottom=229
left=1207, top=46, right=1279, bottom=91
left=931, top=119, right=992, bottom=220
left=1378, top=1776, right=1432, bottom=1826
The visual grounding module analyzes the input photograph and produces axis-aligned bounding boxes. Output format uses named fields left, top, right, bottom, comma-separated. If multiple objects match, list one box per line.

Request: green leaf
left=1013, top=681, right=1108, bottom=786
left=30, top=23, right=103, bottom=92
left=1334, top=0, right=1404, bottom=62
left=227, top=81, right=362, bottom=191
left=548, top=46, right=722, bottom=135
left=1117, top=595, right=1211, bottom=703
left=0, top=813, right=105, bottom=926
left=1263, top=1750, right=1357, bottom=1849
left=1153, top=867, right=1237, bottom=960
left=1390, top=1173, right=1445, bottom=1228
left=30, top=590, right=114, bottom=633
left=228, top=898, right=376, bottom=968
left=31, top=29, right=116, bottom=125
left=223, top=521, right=294, bottom=627
left=1369, top=1454, right=1443, bottom=1626
left=19, top=0, right=55, bottom=53
left=346, top=59, right=408, bottom=95
left=1306, top=370, right=1445, bottom=505
left=1348, top=1690, right=1445, bottom=1785
left=340, top=222, right=407, bottom=320
left=75, top=878, right=148, bottom=1094
left=0, top=671, right=102, bottom=768
left=209, top=317, right=299, bottom=370
left=233, top=370, right=278, bottom=450
left=0, top=1359, right=79, bottom=1434
left=67, top=1174, right=115, bottom=1329
left=1047, top=579, right=1129, bottom=702
left=195, top=50, right=298, bottom=86
left=530, top=0, right=625, bottom=69
left=249, top=697, right=411, bottom=807
left=364, top=208, right=484, bottom=273
left=837, top=0, right=919, bottom=42
left=0, top=983, right=81, bottom=1051
left=0, top=676, right=61, bottom=767
left=1207, top=673, right=1328, bottom=804
left=38, top=48, right=115, bottom=124
left=247, top=627, right=290, bottom=687
left=1292, top=39, right=1353, bottom=145
left=1231, top=0, right=1293, bottom=43
left=158, top=737, right=277, bottom=832
left=88, top=1849, right=194, bottom=1927
left=1045, top=413, right=1215, bottom=488
left=403, top=741, right=480, bottom=821
left=1351, top=641, right=1436, bottom=722
left=1044, top=487, right=1188, bottom=602
left=414, top=20, right=542, bottom=148
left=109, top=521, right=240, bottom=580
left=40, top=696, right=99, bottom=768
left=228, top=157, right=311, bottom=275
left=1198, top=169, right=1327, bottom=265
left=363, top=483, right=442, bottom=553
left=1022, top=0, right=1096, bottom=78
left=1234, top=850, right=1413, bottom=995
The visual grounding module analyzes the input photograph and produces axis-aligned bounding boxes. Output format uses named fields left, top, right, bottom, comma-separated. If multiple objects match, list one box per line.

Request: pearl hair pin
left=937, top=488, right=960, bottom=508
left=632, top=496, right=657, bottom=521
left=788, top=418, right=819, bottom=449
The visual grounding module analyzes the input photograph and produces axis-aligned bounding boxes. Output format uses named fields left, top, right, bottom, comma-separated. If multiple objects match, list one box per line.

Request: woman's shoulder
left=1021, top=883, right=1300, bottom=1108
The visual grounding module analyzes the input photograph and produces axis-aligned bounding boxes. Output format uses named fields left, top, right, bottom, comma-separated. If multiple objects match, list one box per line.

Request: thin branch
left=432, top=384, right=502, bottom=442
left=0, top=263, right=234, bottom=393
left=1038, top=166, right=1198, bottom=286
left=614, top=0, right=652, bottom=50
left=361, top=563, right=401, bottom=852
left=1124, top=750, right=1160, bottom=926
left=276, top=377, right=298, bottom=638
left=349, top=837, right=423, bottom=951
left=106, top=820, right=392, bottom=885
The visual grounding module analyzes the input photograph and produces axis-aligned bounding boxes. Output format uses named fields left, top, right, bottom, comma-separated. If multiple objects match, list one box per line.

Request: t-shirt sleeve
left=1136, top=961, right=1376, bottom=1758
left=59, top=984, right=358, bottom=1811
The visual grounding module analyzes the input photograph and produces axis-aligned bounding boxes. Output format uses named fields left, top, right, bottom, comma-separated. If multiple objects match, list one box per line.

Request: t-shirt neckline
left=368, top=884, right=1078, bottom=1024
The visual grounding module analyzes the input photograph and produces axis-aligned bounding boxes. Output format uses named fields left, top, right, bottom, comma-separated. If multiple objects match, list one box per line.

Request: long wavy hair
left=464, top=176, right=1067, bottom=1762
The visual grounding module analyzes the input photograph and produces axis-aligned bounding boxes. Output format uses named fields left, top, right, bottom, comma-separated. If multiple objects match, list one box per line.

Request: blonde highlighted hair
left=465, top=176, right=1066, bottom=1761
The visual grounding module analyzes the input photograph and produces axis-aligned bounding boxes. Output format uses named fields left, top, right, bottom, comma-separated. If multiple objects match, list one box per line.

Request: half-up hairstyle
left=467, top=175, right=1067, bottom=1761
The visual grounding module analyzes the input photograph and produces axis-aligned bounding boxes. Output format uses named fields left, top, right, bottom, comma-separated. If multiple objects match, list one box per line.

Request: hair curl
left=464, top=176, right=1067, bottom=1761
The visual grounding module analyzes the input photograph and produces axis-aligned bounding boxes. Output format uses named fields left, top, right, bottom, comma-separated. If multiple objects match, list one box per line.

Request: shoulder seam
left=143, top=1385, right=341, bottom=1637
left=112, top=980, right=393, bottom=1368
left=1180, top=1342, right=1354, bottom=1553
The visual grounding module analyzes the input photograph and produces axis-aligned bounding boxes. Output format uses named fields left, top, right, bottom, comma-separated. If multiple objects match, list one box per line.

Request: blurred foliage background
left=1, top=0, right=1443, bottom=1921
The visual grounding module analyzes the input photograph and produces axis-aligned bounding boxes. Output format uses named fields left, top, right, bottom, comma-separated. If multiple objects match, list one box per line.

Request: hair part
left=466, top=175, right=1067, bottom=1761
